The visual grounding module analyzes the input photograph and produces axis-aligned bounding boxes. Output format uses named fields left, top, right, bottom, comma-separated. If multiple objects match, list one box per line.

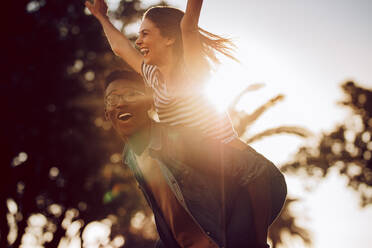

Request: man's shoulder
left=122, top=122, right=164, bottom=162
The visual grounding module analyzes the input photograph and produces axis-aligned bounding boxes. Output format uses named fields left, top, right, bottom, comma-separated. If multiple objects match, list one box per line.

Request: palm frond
left=228, top=83, right=265, bottom=111
left=233, top=94, right=285, bottom=136
left=245, top=126, right=313, bottom=144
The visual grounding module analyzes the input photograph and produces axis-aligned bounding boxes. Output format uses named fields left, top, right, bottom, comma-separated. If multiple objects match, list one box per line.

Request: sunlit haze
left=167, top=1, right=372, bottom=248
left=84, top=0, right=372, bottom=247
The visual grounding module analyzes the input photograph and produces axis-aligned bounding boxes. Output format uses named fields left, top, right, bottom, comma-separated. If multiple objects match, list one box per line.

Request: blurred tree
left=1, top=0, right=162, bottom=247
left=282, top=81, right=372, bottom=207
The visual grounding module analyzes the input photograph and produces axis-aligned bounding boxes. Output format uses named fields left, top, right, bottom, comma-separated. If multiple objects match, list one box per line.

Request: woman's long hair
left=143, top=6, right=238, bottom=79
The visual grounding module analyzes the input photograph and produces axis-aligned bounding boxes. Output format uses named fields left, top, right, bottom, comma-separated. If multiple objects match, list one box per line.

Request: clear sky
left=165, top=0, right=372, bottom=247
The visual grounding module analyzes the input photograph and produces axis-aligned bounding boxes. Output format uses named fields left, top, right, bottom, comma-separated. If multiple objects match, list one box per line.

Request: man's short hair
left=104, top=70, right=144, bottom=90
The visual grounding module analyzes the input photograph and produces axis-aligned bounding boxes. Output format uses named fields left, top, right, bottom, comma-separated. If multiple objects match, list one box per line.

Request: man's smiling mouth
left=117, top=113, right=133, bottom=122
left=140, top=48, right=149, bottom=56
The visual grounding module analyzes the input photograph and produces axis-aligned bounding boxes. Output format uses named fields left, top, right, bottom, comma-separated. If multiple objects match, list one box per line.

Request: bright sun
left=203, top=62, right=249, bottom=112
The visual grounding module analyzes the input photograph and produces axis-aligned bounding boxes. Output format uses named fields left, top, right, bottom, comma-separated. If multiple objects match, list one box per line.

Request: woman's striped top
left=141, top=62, right=237, bottom=144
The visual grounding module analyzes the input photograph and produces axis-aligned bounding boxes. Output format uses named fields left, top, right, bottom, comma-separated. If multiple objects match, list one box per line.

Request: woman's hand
left=84, top=0, right=142, bottom=73
left=85, top=0, right=108, bottom=21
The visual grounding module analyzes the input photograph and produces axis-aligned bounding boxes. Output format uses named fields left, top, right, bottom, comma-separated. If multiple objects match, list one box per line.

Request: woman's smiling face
left=135, top=18, right=174, bottom=66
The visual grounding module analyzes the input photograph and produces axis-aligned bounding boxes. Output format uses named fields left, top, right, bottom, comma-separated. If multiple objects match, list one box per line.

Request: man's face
left=104, top=79, right=152, bottom=140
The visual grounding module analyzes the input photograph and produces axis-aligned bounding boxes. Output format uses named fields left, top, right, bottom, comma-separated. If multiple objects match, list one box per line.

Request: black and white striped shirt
left=141, top=62, right=237, bottom=144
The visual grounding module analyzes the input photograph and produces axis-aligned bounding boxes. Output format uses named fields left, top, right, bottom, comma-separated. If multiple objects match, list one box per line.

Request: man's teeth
left=141, top=48, right=149, bottom=56
left=118, top=113, right=132, bottom=121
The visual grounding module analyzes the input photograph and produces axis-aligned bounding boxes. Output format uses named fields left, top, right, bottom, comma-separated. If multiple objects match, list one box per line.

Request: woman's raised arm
left=85, top=0, right=142, bottom=74
left=180, top=0, right=207, bottom=79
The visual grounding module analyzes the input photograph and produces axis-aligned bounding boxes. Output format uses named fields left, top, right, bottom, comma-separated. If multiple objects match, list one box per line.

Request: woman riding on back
left=86, top=1, right=287, bottom=247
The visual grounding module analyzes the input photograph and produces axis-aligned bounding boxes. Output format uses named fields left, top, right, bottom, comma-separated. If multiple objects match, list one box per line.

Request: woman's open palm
left=85, top=0, right=108, bottom=19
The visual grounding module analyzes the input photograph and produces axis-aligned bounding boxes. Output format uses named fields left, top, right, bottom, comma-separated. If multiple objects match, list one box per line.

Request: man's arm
left=85, top=0, right=142, bottom=74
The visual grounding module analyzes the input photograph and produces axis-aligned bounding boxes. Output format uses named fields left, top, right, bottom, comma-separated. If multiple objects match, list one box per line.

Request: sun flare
left=203, top=63, right=249, bottom=112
